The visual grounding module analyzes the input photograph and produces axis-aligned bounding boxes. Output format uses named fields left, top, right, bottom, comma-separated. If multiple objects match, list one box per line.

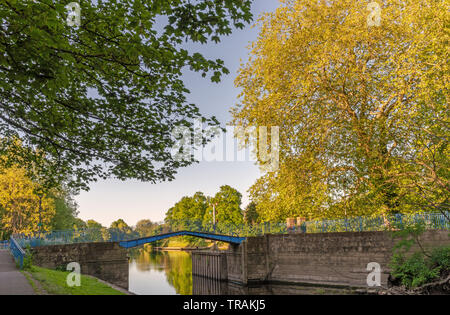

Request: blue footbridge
left=118, top=231, right=246, bottom=248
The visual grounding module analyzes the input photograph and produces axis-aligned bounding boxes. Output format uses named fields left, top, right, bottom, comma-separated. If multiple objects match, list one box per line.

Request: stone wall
left=226, top=230, right=450, bottom=288
left=226, top=243, right=245, bottom=284
left=32, top=242, right=129, bottom=289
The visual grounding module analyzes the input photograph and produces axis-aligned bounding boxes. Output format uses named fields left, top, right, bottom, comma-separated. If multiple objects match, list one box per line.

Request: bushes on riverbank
left=388, top=221, right=450, bottom=294
left=390, top=246, right=450, bottom=289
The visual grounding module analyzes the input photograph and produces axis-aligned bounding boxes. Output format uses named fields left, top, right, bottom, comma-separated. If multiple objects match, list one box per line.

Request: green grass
left=21, top=270, right=46, bottom=295
left=27, top=266, right=126, bottom=295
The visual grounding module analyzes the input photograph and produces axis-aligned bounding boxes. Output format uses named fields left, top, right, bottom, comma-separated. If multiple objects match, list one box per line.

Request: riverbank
left=152, top=246, right=210, bottom=251
left=145, top=237, right=229, bottom=251
left=357, top=274, right=450, bottom=295
left=22, top=265, right=128, bottom=295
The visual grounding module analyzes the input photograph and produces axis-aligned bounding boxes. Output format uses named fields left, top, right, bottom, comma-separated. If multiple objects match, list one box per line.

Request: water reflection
left=193, top=276, right=355, bottom=295
left=129, top=249, right=192, bottom=295
left=129, top=249, right=355, bottom=295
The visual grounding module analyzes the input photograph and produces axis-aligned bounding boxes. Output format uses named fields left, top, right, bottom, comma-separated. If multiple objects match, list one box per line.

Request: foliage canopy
left=232, top=0, right=449, bottom=221
left=0, top=0, right=253, bottom=190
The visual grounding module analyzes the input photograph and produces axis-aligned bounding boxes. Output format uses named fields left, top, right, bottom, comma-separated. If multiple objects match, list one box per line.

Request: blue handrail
left=119, top=230, right=246, bottom=249
left=0, top=240, right=9, bottom=250
left=9, top=236, right=26, bottom=269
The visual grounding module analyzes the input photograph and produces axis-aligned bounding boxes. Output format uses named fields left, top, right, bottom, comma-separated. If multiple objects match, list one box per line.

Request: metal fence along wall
left=13, top=211, right=450, bottom=247
left=303, top=212, right=450, bottom=233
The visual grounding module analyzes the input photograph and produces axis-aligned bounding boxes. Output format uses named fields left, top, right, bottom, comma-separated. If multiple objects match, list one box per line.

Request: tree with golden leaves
left=232, top=0, right=448, bottom=221
left=0, top=166, right=55, bottom=236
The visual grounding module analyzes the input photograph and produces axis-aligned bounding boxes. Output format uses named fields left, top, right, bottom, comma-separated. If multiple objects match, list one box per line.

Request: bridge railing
left=9, top=236, right=27, bottom=269
left=13, top=212, right=449, bottom=248
left=165, top=212, right=449, bottom=235
left=0, top=240, right=9, bottom=249
left=13, top=228, right=140, bottom=249
left=305, top=212, right=450, bottom=233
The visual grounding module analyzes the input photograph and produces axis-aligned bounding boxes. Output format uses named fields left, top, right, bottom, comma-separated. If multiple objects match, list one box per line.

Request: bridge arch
left=118, top=231, right=246, bottom=249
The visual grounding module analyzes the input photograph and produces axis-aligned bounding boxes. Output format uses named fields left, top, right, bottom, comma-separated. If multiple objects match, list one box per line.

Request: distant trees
left=135, top=219, right=159, bottom=237
left=72, top=218, right=87, bottom=230
left=165, top=192, right=208, bottom=230
left=50, top=188, right=79, bottom=231
left=109, top=219, right=138, bottom=240
left=110, top=219, right=132, bottom=234
left=244, top=202, right=259, bottom=225
left=86, top=220, right=103, bottom=230
left=165, top=186, right=244, bottom=232
left=203, top=185, right=244, bottom=229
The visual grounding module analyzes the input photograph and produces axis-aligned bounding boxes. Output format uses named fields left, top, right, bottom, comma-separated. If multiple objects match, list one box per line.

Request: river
left=128, top=249, right=355, bottom=295
left=129, top=249, right=193, bottom=295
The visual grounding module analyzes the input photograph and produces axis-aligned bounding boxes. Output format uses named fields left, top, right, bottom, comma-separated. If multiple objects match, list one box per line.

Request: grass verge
left=21, top=270, right=46, bottom=295
left=26, top=266, right=126, bottom=295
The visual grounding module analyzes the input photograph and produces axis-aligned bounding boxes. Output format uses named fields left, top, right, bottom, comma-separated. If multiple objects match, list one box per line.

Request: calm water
left=128, top=249, right=355, bottom=295
left=129, top=249, right=193, bottom=295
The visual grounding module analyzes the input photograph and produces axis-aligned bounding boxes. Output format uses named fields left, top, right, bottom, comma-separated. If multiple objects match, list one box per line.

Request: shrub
left=390, top=246, right=450, bottom=289
left=22, top=245, right=33, bottom=270
left=430, top=246, right=450, bottom=270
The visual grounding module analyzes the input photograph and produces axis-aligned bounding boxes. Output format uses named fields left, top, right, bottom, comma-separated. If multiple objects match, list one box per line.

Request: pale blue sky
left=75, top=1, right=280, bottom=227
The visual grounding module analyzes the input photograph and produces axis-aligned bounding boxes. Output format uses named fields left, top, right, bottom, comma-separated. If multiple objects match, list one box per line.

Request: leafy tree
left=0, top=165, right=55, bottom=236
left=203, top=185, right=244, bottom=230
left=165, top=192, right=208, bottom=229
left=164, top=192, right=209, bottom=245
left=0, top=0, right=253, bottom=191
left=49, top=189, right=79, bottom=230
left=86, top=219, right=103, bottom=230
left=135, top=219, right=157, bottom=237
left=83, top=219, right=106, bottom=241
left=72, top=217, right=87, bottom=230
left=0, top=141, right=81, bottom=233
left=232, top=0, right=448, bottom=220
left=109, top=218, right=137, bottom=240
left=404, top=95, right=449, bottom=219
left=244, top=201, right=258, bottom=225
left=110, top=219, right=131, bottom=232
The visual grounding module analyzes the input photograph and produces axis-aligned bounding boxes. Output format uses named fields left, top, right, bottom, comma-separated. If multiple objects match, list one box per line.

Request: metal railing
left=9, top=236, right=26, bottom=269
left=0, top=240, right=9, bottom=249
left=304, top=212, right=450, bottom=233
left=13, top=212, right=449, bottom=248
left=14, top=228, right=140, bottom=248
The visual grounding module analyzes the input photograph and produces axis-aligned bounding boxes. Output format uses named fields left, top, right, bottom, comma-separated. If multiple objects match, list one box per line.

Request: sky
left=75, top=1, right=281, bottom=227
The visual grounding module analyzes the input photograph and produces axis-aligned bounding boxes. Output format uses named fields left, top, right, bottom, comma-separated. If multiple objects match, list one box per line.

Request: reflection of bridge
left=118, top=231, right=246, bottom=249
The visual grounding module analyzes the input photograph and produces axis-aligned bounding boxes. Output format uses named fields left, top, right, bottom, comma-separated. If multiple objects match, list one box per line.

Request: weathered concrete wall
left=226, top=244, right=244, bottom=284
left=32, top=242, right=129, bottom=289
left=192, top=251, right=228, bottom=280
left=226, top=230, right=450, bottom=288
